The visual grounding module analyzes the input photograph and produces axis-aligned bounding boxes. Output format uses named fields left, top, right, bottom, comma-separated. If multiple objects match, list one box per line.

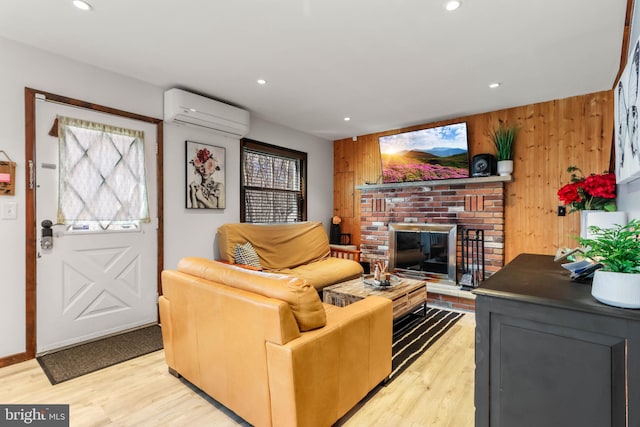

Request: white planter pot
left=591, top=270, right=640, bottom=309
left=580, top=210, right=600, bottom=239
left=496, top=160, right=513, bottom=176
left=580, top=211, right=627, bottom=239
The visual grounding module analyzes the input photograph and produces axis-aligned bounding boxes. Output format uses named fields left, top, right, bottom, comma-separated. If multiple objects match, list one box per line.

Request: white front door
left=35, top=99, right=158, bottom=354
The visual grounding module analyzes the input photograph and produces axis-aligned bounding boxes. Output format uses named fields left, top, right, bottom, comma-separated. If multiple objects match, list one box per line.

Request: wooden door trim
left=0, top=88, right=164, bottom=368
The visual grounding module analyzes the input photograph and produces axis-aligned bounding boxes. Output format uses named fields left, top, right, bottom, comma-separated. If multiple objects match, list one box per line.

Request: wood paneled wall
left=334, top=90, right=613, bottom=263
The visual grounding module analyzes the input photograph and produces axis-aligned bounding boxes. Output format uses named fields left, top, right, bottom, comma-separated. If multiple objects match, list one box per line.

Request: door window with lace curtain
left=56, top=116, right=150, bottom=231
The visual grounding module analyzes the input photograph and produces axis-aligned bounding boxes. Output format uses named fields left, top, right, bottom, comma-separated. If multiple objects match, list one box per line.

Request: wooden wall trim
left=614, top=0, right=636, bottom=85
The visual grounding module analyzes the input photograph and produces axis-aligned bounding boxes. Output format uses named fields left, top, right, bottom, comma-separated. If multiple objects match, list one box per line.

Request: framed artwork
left=185, top=140, right=225, bottom=209
left=614, top=35, right=640, bottom=184
left=0, top=150, right=16, bottom=196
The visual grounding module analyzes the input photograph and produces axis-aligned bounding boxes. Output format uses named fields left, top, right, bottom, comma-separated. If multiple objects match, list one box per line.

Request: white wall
left=0, top=36, right=333, bottom=359
left=617, top=180, right=640, bottom=219
left=163, top=117, right=333, bottom=269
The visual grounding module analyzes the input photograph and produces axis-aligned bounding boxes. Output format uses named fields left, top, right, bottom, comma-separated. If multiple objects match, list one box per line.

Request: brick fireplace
left=356, top=176, right=509, bottom=310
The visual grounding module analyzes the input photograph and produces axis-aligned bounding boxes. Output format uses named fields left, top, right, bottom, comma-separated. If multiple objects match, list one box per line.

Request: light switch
left=2, top=202, right=17, bottom=219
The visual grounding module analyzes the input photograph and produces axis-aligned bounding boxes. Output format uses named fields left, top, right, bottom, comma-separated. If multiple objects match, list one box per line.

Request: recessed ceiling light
left=444, top=1, right=461, bottom=11
left=257, top=79, right=267, bottom=85
left=344, top=117, right=351, bottom=122
left=73, top=0, right=92, bottom=11
left=489, top=82, right=501, bottom=89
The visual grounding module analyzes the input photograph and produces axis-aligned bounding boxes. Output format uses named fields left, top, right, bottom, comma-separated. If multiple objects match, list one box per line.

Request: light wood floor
left=0, top=312, right=475, bottom=427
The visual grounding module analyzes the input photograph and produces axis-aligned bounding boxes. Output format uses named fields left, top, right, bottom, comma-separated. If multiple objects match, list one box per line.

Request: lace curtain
left=57, top=116, right=150, bottom=228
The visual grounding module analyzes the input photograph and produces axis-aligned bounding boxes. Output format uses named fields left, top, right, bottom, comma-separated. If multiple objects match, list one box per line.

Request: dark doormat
left=37, top=324, right=163, bottom=385
left=388, top=307, right=463, bottom=383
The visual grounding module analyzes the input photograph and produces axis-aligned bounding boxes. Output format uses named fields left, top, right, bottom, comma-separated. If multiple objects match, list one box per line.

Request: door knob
left=41, top=219, right=53, bottom=249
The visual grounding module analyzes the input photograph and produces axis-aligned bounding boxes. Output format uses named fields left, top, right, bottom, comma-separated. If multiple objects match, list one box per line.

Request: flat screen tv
left=378, top=122, right=470, bottom=183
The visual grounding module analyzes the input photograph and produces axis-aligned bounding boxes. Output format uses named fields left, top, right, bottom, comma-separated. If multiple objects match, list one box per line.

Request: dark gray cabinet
left=473, top=254, right=640, bottom=427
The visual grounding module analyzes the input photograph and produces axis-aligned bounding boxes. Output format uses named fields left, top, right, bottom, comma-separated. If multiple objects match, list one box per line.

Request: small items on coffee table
left=323, top=275, right=427, bottom=320
left=372, top=259, right=391, bottom=285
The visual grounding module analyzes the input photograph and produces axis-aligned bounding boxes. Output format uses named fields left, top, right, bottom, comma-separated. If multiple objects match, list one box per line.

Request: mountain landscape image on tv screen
left=379, top=122, right=470, bottom=183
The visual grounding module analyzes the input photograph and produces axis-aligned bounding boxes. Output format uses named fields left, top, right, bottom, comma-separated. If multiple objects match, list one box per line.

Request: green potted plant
left=490, top=123, right=518, bottom=176
left=577, top=218, right=640, bottom=308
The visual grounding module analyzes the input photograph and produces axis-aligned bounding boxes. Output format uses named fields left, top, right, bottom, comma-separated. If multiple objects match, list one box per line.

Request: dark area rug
left=388, top=307, right=464, bottom=383
left=37, top=324, right=163, bottom=385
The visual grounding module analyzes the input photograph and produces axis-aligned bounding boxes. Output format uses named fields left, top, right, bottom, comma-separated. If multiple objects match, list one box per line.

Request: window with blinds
left=240, top=139, right=307, bottom=223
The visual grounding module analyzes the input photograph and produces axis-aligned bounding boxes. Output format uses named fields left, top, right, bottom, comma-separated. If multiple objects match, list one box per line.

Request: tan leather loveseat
left=159, top=257, right=392, bottom=427
left=217, top=221, right=363, bottom=290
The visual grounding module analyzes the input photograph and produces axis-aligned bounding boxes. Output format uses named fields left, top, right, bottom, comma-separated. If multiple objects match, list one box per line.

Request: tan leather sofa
left=160, top=257, right=392, bottom=427
left=217, top=221, right=363, bottom=290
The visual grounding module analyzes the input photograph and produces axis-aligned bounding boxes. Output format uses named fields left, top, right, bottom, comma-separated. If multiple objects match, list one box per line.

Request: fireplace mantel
left=356, top=175, right=512, bottom=191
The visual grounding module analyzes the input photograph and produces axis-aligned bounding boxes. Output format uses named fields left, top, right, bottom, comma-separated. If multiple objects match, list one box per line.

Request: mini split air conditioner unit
left=164, top=88, right=250, bottom=137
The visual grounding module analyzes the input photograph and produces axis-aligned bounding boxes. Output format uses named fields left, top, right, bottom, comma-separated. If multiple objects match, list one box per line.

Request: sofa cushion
left=177, top=257, right=326, bottom=331
left=218, top=222, right=331, bottom=270
left=234, top=241, right=262, bottom=269
left=273, top=257, right=363, bottom=290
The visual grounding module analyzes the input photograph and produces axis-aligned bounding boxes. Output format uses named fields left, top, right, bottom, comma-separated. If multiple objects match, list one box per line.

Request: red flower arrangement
left=557, top=166, right=616, bottom=212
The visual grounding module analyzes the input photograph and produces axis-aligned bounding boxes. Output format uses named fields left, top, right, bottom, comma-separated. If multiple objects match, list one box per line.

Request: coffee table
left=323, top=276, right=427, bottom=320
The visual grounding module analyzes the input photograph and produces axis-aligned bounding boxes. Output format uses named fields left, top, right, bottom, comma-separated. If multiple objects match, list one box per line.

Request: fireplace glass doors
left=388, top=223, right=457, bottom=285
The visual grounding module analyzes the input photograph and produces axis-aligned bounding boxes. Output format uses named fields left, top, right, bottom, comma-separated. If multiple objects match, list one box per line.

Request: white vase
left=591, top=270, right=640, bottom=309
left=496, top=160, right=513, bottom=176
left=580, top=211, right=627, bottom=239
left=579, top=210, right=599, bottom=239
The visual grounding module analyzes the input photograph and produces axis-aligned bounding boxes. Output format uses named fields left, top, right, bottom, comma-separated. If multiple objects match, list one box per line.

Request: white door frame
left=15, top=87, right=164, bottom=364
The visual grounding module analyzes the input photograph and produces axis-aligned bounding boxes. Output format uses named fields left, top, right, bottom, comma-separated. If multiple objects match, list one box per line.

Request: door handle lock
left=41, top=219, right=53, bottom=249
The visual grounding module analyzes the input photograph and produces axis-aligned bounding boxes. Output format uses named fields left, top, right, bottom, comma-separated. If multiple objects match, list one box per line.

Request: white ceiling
left=0, top=0, right=629, bottom=140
